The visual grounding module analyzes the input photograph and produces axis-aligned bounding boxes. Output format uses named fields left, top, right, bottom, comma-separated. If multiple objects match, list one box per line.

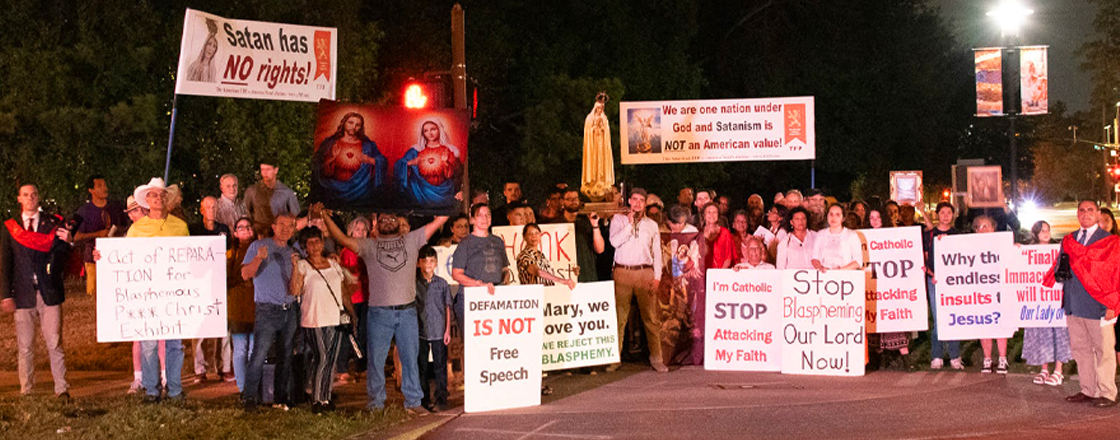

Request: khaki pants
left=613, top=267, right=662, bottom=364
left=15, top=294, right=68, bottom=395
left=1067, top=315, right=1117, bottom=400
left=84, top=263, right=97, bottom=296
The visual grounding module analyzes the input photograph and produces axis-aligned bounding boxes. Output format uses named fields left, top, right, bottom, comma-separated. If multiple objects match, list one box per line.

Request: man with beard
left=537, top=187, right=565, bottom=224
left=313, top=112, right=388, bottom=205
left=805, top=189, right=827, bottom=231
left=559, top=189, right=604, bottom=282
left=244, top=162, right=301, bottom=238
left=317, top=206, right=447, bottom=415
left=607, top=188, right=666, bottom=373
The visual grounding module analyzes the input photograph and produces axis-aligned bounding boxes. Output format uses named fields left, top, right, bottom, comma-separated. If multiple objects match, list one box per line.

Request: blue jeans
left=142, top=339, right=183, bottom=398
left=231, top=333, right=254, bottom=393
left=927, top=276, right=961, bottom=360
left=419, top=338, right=449, bottom=406
left=366, top=306, right=422, bottom=409
left=243, top=303, right=299, bottom=404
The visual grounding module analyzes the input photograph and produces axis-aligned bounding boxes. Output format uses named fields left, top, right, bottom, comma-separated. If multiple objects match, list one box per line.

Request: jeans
left=142, top=339, right=183, bottom=398
left=419, top=338, right=449, bottom=406
left=307, top=326, right=344, bottom=403
left=243, top=303, right=299, bottom=404
left=231, top=333, right=255, bottom=393
left=927, top=276, right=961, bottom=360
left=366, top=306, right=422, bottom=409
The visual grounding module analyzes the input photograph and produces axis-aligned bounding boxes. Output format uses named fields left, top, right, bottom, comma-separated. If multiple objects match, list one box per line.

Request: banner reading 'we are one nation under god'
left=175, top=8, right=337, bottom=102
left=618, top=97, right=815, bottom=165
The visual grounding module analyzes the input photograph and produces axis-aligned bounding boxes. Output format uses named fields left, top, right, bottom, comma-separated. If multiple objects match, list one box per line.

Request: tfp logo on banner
left=1003, top=244, right=1065, bottom=328
left=781, top=270, right=865, bottom=376
left=618, top=96, right=815, bottom=165
left=493, top=223, right=577, bottom=284
left=934, top=232, right=1016, bottom=340
left=541, top=282, right=619, bottom=371
left=859, top=226, right=927, bottom=333
left=464, top=285, right=543, bottom=413
left=96, top=236, right=227, bottom=342
left=705, top=269, right=782, bottom=372
left=175, top=8, right=337, bottom=102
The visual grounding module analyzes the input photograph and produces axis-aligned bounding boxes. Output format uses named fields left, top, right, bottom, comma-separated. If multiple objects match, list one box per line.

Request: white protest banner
left=175, top=8, right=337, bottom=102
left=96, top=236, right=226, bottom=342
left=859, top=226, right=928, bottom=333
left=618, top=96, right=814, bottom=165
left=780, top=269, right=865, bottom=376
left=933, top=232, right=1016, bottom=340
left=492, top=223, right=577, bottom=284
left=464, top=285, right=543, bottom=413
left=705, top=269, right=782, bottom=372
left=434, top=245, right=458, bottom=288
left=1003, top=244, right=1065, bottom=328
left=541, top=282, right=619, bottom=371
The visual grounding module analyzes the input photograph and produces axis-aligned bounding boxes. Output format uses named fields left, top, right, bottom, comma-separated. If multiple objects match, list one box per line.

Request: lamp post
left=986, top=0, right=1033, bottom=208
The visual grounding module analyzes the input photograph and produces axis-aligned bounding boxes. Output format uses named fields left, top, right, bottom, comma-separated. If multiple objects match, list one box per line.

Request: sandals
left=1033, top=371, right=1049, bottom=385
left=1045, top=372, right=1064, bottom=386
left=540, top=385, right=554, bottom=396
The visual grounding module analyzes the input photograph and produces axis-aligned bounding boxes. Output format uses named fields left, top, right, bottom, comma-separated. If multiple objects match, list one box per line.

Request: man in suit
left=1059, top=200, right=1118, bottom=407
left=0, top=184, right=72, bottom=398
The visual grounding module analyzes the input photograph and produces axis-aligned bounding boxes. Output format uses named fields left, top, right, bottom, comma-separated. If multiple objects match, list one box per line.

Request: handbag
left=310, top=263, right=364, bottom=359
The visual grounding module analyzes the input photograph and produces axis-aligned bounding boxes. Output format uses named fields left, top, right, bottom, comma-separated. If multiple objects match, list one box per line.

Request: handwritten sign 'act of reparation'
left=95, top=236, right=227, bottom=343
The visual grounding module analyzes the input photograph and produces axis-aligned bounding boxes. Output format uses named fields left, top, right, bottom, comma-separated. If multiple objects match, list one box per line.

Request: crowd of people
left=2, top=167, right=1119, bottom=412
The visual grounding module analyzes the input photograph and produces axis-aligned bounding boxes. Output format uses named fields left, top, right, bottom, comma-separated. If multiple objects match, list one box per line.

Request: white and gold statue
left=581, top=92, right=614, bottom=202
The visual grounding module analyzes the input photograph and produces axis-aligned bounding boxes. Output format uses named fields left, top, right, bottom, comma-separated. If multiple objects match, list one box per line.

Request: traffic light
left=1112, top=166, right=1120, bottom=178
left=403, top=83, right=429, bottom=109
left=941, top=188, right=951, bottom=201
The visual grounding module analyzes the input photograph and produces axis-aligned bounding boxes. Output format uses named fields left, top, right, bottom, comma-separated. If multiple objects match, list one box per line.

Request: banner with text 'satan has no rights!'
left=175, top=8, right=337, bottom=102
left=619, top=97, right=815, bottom=164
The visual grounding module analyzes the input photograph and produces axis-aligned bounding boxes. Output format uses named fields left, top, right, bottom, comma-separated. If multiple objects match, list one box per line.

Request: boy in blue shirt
left=416, top=245, right=451, bottom=412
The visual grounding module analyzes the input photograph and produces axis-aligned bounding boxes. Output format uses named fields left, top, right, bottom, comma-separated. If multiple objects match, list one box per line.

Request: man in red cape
left=1044, top=200, right=1120, bottom=407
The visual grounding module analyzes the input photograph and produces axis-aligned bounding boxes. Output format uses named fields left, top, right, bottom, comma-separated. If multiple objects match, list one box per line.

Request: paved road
left=423, top=366, right=1120, bottom=440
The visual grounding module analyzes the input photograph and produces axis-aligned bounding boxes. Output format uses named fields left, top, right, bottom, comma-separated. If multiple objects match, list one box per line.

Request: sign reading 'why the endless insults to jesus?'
left=96, top=236, right=227, bottom=343
left=618, top=96, right=815, bottom=164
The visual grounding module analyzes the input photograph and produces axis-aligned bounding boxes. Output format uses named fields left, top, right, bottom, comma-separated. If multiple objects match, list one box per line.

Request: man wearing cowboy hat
left=126, top=177, right=190, bottom=403
left=0, top=184, right=73, bottom=399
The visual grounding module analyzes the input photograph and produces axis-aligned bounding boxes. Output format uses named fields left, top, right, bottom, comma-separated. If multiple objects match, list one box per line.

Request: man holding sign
left=1048, top=200, right=1120, bottom=407
left=125, top=178, right=190, bottom=403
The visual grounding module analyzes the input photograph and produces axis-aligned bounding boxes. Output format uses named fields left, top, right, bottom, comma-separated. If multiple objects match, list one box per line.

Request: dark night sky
left=931, top=0, right=1097, bottom=114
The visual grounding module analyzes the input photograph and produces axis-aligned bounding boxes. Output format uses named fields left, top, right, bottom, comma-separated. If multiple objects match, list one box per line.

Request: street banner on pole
left=463, top=285, right=543, bottom=413
left=175, top=8, right=337, bottom=102
left=96, top=236, right=227, bottom=342
left=975, top=48, right=1003, bottom=117
left=541, top=282, right=620, bottom=371
left=1003, top=244, right=1065, bottom=328
left=859, top=226, right=928, bottom=333
left=933, top=232, right=1016, bottom=340
left=618, top=97, right=815, bottom=164
left=1019, top=46, right=1049, bottom=115
left=493, top=223, right=577, bottom=284
left=705, top=269, right=783, bottom=372
left=780, top=269, right=865, bottom=376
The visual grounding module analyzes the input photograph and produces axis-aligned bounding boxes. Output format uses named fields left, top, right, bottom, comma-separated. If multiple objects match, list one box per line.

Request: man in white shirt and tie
left=607, top=188, right=667, bottom=373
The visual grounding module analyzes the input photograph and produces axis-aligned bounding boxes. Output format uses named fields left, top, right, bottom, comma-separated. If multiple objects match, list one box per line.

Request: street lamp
left=986, top=0, right=1034, bottom=38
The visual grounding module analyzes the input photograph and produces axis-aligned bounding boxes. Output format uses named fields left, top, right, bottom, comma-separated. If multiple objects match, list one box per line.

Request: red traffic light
left=404, top=83, right=429, bottom=109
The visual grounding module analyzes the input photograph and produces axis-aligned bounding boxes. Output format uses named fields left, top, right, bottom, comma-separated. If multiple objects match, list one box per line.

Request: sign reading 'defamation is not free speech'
left=96, top=236, right=227, bottom=343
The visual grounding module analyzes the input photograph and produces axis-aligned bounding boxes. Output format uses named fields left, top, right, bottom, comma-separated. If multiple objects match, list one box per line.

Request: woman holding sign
left=516, top=223, right=576, bottom=289
left=810, top=204, right=862, bottom=272
left=1022, top=221, right=1070, bottom=385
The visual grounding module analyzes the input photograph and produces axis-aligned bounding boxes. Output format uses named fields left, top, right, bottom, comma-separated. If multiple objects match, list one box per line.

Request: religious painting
left=889, top=171, right=923, bottom=206
left=311, top=100, right=469, bottom=214
left=625, top=108, right=662, bottom=154
left=656, top=232, right=708, bottom=366
left=967, top=166, right=1004, bottom=208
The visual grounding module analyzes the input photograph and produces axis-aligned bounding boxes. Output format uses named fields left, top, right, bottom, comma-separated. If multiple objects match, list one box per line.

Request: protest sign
left=541, top=282, right=619, bottom=371
left=96, top=236, right=227, bottom=342
left=1003, top=244, right=1065, bottom=328
left=933, top=232, right=1016, bottom=340
left=493, top=223, right=577, bottom=284
left=859, top=226, right=928, bottom=333
left=704, top=269, right=782, bottom=372
left=618, top=96, right=814, bottom=164
left=463, top=285, right=543, bottom=413
left=434, top=245, right=458, bottom=288
left=310, top=101, right=469, bottom=214
left=175, top=8, right=336, bottom=102
left=780, top=269, right=865, bottom=376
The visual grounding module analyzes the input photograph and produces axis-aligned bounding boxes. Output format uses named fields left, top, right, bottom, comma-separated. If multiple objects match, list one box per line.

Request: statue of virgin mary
left=581, top=92, right=614, bottom=202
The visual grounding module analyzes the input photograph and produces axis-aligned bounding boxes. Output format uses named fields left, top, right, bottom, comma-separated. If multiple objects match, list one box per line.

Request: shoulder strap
left=309, top=262, right=345, bottom=312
